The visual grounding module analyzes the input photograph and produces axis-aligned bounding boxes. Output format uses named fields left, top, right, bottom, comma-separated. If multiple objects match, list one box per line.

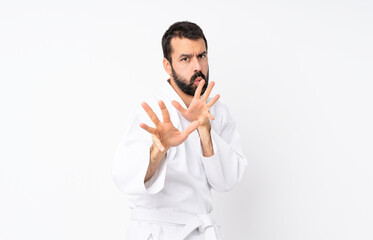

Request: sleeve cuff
left=144, top=153, right=167, bottom=194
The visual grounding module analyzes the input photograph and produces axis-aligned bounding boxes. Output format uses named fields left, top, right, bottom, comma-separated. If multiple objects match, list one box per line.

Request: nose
left=192, top=57, right=202, bottom=72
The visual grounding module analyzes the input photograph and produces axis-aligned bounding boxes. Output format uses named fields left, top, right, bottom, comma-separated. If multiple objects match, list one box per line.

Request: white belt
left=131, top=208, right=220, bottom=240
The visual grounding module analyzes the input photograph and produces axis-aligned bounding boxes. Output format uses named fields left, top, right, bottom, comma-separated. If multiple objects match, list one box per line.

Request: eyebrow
left=179, top=51, right=207, bottom=59
left=198, top=51, right=207, bottom=57
left=179, top=54, right=193, bottom=59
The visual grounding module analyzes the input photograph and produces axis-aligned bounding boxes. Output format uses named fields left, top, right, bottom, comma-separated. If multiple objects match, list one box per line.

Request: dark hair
left=162, top=21, right=208, bottom=63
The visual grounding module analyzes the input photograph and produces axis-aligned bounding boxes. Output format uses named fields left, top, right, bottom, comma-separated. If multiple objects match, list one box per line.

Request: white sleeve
left=201, top=110, right=247, bottom=192
left=111, top=107, right=167, bottom=196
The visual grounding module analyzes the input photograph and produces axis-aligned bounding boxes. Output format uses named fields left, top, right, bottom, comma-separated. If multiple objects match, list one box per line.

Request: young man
left=112, top=21, right=247, bottom=240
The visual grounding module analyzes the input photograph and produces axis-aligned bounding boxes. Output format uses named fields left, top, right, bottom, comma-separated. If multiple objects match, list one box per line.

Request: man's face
left=169, top=37, right=209, bottom=96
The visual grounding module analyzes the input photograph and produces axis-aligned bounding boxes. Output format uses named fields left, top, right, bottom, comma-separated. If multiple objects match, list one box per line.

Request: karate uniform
left=112, top=80, right=247, bottom=240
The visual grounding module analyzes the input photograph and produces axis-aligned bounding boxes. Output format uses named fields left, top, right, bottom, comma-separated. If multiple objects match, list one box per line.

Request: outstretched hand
left=172, top=80, right=220, bottom=127
left=140, top=100, right=199, bottom=152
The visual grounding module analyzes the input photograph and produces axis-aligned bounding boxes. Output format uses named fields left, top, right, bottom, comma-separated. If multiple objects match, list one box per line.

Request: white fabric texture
left=112, top=80, right=247, bottom=239
left=130, top=208, right=222, bottom=240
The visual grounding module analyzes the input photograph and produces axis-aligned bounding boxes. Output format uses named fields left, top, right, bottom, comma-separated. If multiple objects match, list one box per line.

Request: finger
left=202, top=81, right=215, bottom=102
left=172, top=100, right=186, bottom=115
left=152, top=134, right=165, bottom=152
left=141, top=102, right=161, bottom=126
left=158, top=100, right=171, bottom=123
left=207, top=112, right=215, bottom=120
left=183, top=120, right=199, bottom=135
left=194, top=79, right=205, bottom=99
left=139, top=123, right=156, bottom=135
left=206, top=94, right=220, bottom=108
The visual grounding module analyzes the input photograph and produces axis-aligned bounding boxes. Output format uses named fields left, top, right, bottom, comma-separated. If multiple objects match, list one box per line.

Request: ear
left=163, top=58, right=172, bottom=75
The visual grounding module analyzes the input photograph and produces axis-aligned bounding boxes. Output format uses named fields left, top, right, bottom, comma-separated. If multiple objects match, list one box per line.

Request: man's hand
left=172, top=80, right=219, bottom=157
left=140, top=100, right=199, bottom=182
left=140, top=100, right=199, bottom=152
left=171, top=80, right=220, bottom=128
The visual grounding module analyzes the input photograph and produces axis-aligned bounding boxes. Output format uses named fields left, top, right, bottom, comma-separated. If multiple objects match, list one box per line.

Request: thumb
left=184, top=120, right=199, bottom=135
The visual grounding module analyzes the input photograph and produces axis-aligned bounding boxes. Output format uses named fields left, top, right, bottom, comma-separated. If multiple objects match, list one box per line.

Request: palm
left=154, top=122, right=188, bottom=147
left=172, top=80, right=220, bottom=126
left=140, top=100, right=199, bottom=152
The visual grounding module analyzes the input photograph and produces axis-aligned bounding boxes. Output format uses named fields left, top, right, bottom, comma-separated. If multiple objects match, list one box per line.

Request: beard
left=171, top=66, right=209, bottom=96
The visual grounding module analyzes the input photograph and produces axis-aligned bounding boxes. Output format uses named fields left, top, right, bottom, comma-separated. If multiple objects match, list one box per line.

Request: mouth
left=194, top=77, right=203, bottom=84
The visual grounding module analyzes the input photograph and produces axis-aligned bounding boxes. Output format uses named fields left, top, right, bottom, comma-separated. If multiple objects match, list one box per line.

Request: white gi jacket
left=112, top=80, right=247, bottom=240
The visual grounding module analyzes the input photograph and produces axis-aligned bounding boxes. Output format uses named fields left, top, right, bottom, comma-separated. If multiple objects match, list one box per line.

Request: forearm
left=197, top=123, right=214, bottom=157
left=201, top=126, right=248, bottom=192
left=144, top=144, right=167, bottom=183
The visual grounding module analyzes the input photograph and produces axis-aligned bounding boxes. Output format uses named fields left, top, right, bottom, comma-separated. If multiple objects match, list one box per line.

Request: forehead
left=170, top=37, right=206, bottom=56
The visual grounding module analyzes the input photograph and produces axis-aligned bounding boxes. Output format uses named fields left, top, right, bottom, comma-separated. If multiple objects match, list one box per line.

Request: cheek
left=173, top=63, right=187, bottom=73
left=201, top=59, right=208, bottom=68
left=202, top=63, right=209, bottom=74
left=175, top=65, right=192, bottom=77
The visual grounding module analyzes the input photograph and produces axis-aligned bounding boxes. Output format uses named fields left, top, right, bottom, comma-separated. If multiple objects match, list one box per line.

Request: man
left=112, top=21, right=247, bottom=240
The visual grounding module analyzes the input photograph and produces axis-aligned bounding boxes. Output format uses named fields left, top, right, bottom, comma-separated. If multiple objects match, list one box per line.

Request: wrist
left=197, top=120, right=211, bottom=132
left=150, top=144, right=168, bottom=162
left=197, top=126, right=212, bottom=143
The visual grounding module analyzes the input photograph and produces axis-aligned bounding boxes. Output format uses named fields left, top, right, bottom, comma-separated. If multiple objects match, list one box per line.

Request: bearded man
left=112, top=21, right=247, bottom=240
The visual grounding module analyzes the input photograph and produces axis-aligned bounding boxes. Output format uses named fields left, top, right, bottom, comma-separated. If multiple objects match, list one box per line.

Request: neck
left=168, top=78, right=193, bottom=107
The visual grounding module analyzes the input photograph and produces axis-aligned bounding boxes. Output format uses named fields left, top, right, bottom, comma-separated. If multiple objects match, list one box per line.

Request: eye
left=181, top=57, right=188, bottom=62
left=199, top=53, right=207, bottom=59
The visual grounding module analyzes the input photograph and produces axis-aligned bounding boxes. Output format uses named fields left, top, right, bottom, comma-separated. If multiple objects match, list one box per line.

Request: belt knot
left=197, top=214, right=214, bottom=232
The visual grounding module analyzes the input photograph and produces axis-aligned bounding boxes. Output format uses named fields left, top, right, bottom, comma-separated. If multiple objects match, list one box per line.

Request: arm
left=198, top=110, right=247, bottom=192
left=112, top=107, right=161, bottom=195
left=200, top=117, right=248, bottom=192
left=112, top=100, right=198, bottom=196
left=144, top=143, right=167, bottom=183
left=172, top=80, right=247, bottom=192
left=197, top=124, right=214, bottom=157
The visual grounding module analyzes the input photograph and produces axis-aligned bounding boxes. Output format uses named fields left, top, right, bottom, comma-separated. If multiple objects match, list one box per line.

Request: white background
left=1, top=0, right=372, bottom=239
